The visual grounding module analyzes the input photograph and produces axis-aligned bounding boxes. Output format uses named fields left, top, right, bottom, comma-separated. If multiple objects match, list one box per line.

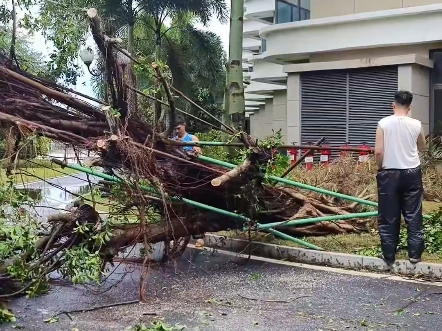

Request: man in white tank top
left=375, top=90, right=426, bottom=267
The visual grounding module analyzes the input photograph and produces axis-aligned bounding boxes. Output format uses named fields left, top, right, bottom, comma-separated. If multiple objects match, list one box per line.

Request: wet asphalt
left=4, top=247, right=442, bottom=331
left=16, top=172, right=100, bottom=220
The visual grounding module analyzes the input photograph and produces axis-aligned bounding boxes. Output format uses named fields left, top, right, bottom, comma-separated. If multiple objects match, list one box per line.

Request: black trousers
left=376, top=166, right=424, bottom=262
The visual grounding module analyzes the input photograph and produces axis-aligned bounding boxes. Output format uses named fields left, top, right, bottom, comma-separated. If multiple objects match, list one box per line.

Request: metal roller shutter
left=348, top=66, right=398, bottom=145
left=300, top=66, right=398, bottom=151
left=300, top=71, right=347, bottom=150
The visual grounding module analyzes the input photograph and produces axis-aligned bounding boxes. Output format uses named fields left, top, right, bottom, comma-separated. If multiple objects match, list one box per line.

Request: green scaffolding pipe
left=198, top=155, right=431, bottom=220
left=258, top=211, right=378, bottom=230
left=198, top=155, right=378, bottom=207
left=265, top=228, right=322, bottom=250
left=51, top=159, right=322, bottom=251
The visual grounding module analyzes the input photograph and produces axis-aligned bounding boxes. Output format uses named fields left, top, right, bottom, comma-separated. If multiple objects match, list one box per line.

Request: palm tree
left=141, top=0, right=227, bottom=60
left=133, top=13, right=226, bottom=132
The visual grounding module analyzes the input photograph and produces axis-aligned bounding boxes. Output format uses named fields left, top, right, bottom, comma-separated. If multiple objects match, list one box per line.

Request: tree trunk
left=127, top=20, right=137, bottom=113
left=154, top=28, right=164, bottom=131
left=226, top=0, right=245, bottom=131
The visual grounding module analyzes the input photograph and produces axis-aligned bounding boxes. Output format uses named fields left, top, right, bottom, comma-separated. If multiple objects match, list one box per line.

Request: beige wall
left=272, top=91, right=288, bottom=142
left=286, top=74, right=301, bottom=144
left=310, top=43, right=442, bottom=63
left=311, top=0, right=442, bottom=19
left=398, top=64, right=431, bottom=134
left=249, top=105, right=265, bottom=139
left=250, top=95, right=280, bottom=139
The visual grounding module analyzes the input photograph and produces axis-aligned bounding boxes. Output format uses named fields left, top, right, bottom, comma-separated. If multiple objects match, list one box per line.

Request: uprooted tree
left=0, top=8, right=374, bottom=301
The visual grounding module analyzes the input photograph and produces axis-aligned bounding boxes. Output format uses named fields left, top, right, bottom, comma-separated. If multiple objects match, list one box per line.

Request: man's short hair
left=175, top=115, right=186, bottom=126
left=394, top=90, right=413, bottom=107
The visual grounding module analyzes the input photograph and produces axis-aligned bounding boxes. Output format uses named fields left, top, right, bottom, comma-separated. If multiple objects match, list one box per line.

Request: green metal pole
left=51, top=159, right=321, bottom=250
left=258, top=211, right=378, bottom=230
left=198, top=155, right=377, bottom=207
left=197, top=155, right=431, bottom=220
left=227, top=0, right=245, bottom=129
left=265, top=228, right=322, bottom=250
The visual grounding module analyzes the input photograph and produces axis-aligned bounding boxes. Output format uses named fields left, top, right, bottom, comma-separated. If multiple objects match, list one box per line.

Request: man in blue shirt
left=172, top=115, right=202, bottom=155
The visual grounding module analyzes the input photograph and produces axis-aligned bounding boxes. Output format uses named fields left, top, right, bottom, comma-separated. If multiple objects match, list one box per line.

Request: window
left=430, top=50, right=442, bottom=132
left=432, top=52, right=442, bottom=84
left=300, top=0, right=310, bottom=20
left=277, top=1, right=292, bottom=23
left=261, top=39, right=267, bottom=52
left=276, top=0, right=310, bottom=24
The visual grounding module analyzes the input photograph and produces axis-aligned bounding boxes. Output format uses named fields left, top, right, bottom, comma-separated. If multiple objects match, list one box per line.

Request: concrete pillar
left=286, top=73, right=301, bottom=145
left=398, top=64, right=430, bottom=134
left=272, top=90, right=288, bottom=142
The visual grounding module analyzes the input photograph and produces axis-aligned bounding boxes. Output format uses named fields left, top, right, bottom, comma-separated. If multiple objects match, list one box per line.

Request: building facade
left=244, top=0, right=442, bottom=148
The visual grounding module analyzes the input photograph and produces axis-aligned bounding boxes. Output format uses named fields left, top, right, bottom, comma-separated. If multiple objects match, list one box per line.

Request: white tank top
left=378, top=115, right=421, bottom=170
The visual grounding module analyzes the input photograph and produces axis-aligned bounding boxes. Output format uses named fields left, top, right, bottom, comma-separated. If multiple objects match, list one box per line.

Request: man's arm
left=191, top=135, right=202, bottom=155
left=374, top=125, right=384, bottom=171
left=417, top=126, right=426, bottom=152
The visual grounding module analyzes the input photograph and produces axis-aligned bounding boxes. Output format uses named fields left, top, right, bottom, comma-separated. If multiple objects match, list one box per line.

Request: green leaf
left=43, top=316, right=59, bottom=324
left=394, top=309, right=405, bottom=316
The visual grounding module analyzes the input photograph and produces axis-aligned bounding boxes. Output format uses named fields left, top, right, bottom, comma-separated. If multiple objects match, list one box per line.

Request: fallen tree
left=0, top=8, right=376, bottom=299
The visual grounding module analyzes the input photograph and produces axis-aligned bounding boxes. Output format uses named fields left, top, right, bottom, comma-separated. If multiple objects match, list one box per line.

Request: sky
left=21, top=1, right=231, bottom=99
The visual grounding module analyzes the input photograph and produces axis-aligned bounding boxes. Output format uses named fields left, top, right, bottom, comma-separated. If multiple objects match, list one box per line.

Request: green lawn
left=0, top=166, right=78, bottom=185
left=216, top=201, right=442, bottom=264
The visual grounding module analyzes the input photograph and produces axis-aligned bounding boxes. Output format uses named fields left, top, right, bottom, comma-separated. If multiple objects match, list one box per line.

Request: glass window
left=261, top=39, right=267, bottom=52
left=432, top=52, right=442, bottom=84
left=292, top=4, right=300, bottom=21
left=276, top=0, right=310, bottom=24
left=277, top=1, right=292, bottom=23
left=300, top=8, right=310, bottom=20
left=433, top=89, right=442, bottom=132
left=300, top=0, right=310, bottom=10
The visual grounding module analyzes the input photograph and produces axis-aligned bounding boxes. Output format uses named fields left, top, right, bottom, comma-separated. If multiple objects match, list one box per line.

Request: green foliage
left=0, top=307, right=16, bottom=324
left=355, top=246, right=382, bottom=257
left=0, top=159, right=56, bottom=169
left=357, top=207, right=442, bottom=259
left=0, top=134, right=51, bottom=161
left=420, top=136, right=442, bottom=169
left=259, top=130, right=290, bottom=178
left=131, top=321, right=186, bottom=331
left=59, top=220, right=113, bottom=284
left=399, top=207, right=442, bottom=256
left=34, top=136, right=51, bottom=156
left=0, top=184, right=50, bottom=298
left=0, top=27, right=48, bottom=77
left=194, top=130, right=229, bottom=161
left=26, top=0, right=93, bottom=84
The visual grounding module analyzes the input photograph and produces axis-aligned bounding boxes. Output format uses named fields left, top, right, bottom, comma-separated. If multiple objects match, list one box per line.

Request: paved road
left=5, top=248, right=442, bottom=331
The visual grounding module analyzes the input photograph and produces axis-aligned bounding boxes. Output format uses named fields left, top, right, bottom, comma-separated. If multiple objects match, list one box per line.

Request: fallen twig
left=237, top=293, right=311, bottom=303
left=55, top=299, right=140, bottom=318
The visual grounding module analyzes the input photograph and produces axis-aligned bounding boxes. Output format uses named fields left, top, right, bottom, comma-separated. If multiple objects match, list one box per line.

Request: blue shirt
left=173, top=133, right=194, bottom=151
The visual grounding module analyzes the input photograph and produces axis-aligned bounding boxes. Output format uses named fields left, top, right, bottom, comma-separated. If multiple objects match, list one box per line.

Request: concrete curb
left=204, top=234, right=442, bottom=279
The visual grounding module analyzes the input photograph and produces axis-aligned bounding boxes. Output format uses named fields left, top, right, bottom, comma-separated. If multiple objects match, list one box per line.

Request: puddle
left=12, top=173, right=167, bottom=261
left=16, top=172, right=100, bottom=220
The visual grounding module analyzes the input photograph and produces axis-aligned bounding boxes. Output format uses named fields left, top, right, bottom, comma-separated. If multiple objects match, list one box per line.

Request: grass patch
left=216, top=230, right=442, bottom=263
left=216, top=200, right=442, bottom=264
left=0, top=166, right=78, bottom=185
left=80, top=193, right=112, bottom=214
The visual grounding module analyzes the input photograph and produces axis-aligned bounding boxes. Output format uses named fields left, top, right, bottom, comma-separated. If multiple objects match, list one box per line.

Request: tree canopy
left=0, top=0, right=228, bottom=132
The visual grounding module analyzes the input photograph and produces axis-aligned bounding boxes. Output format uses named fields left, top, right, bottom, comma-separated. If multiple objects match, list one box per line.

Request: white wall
left=261, top=4, right=442, bottom=62
left=272, top=91, right=288, bottom=142
left=286, top=74, right=302, bottom=144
